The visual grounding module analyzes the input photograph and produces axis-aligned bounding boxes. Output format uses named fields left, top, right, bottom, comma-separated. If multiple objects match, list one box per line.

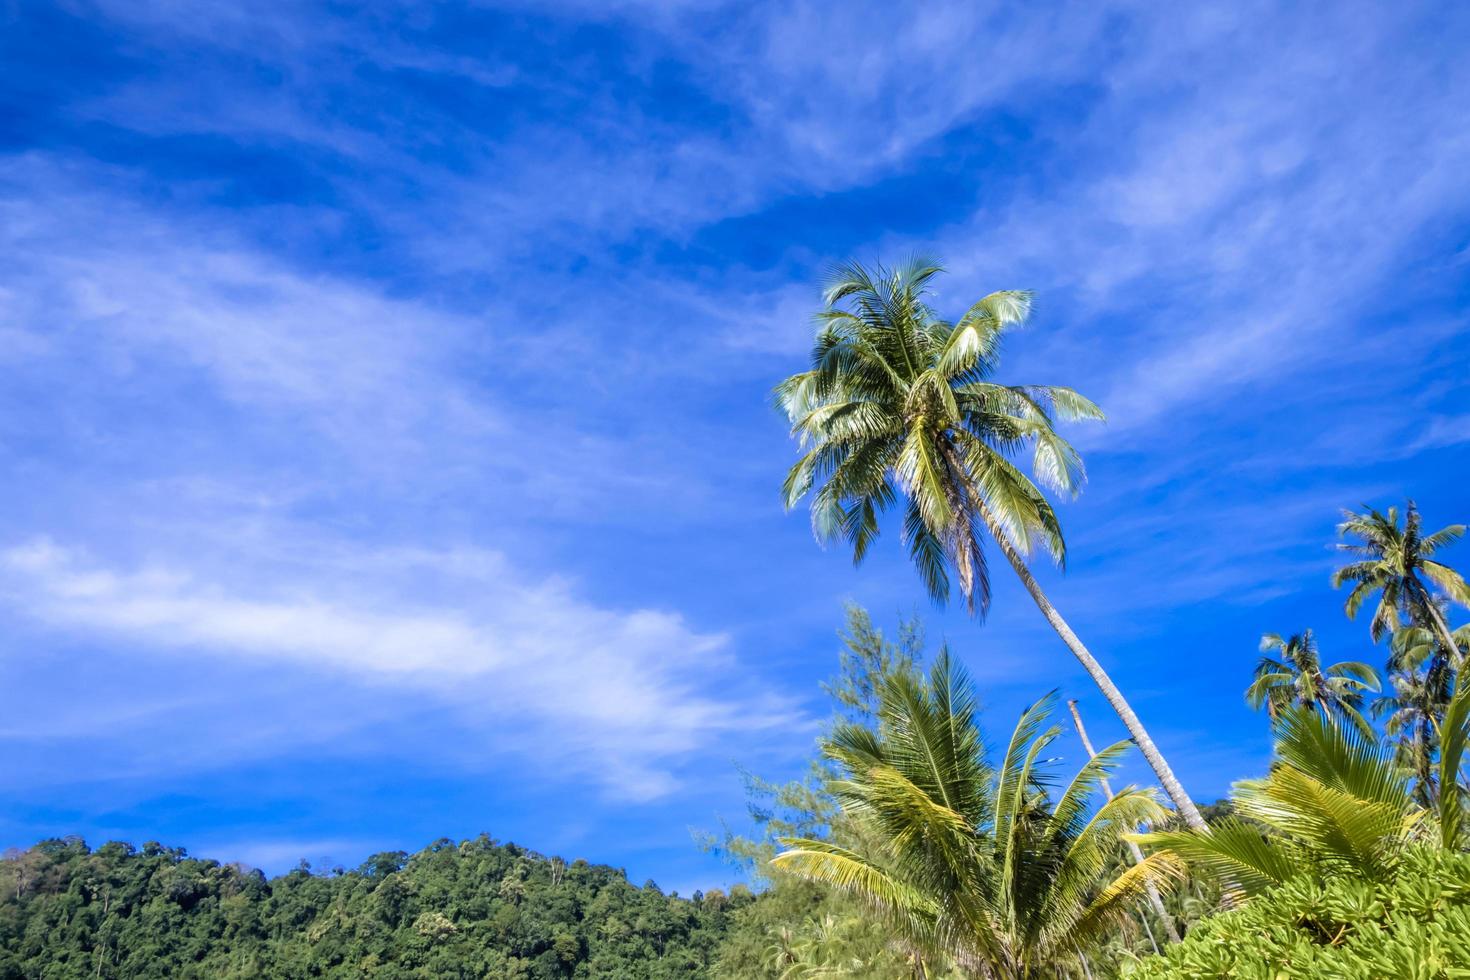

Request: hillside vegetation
left=0, top=835, right=751, bottom=979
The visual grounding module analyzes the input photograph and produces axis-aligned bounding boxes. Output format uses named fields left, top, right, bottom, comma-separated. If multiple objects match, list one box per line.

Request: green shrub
left=1126, top=845, right=1470, bottom=979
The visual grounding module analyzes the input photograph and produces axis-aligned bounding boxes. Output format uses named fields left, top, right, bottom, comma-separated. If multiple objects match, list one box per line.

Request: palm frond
left=1045, top=739, right=1133, bottom=842
left=798, top=658, right=1176, bottom=976
left=772, top=839, right=939, bottom=934
left=991, top=691, right=1059, bottom=837
left=1064, top=851, right=1185, bottom=950
left=902, top=500, right=953, bottom=607
left=1271, top=707, right=1408, bottom=809
left=1435, top=683, right=1470, bottom=849
left=1422, top=560, right=1470, bottom=605
left=1420, top=524, right=1466, bottom=556
left=1139, top=820, right=1298, bottom=899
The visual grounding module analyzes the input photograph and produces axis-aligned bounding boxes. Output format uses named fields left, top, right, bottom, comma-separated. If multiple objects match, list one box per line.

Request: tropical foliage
left=0, top=835, right=750, bottom=979
left=771, top=652, right=1179, bottom=979
left=1328, top=501, right=1470, bottom=810
left=1125, top=845, right=1470, bottom=979
left=7, top=249, right=1469, bottom=978
left=776, top=258, right=1094, bottom=616
left=1245, top=629, right=1378, bottom=735
left=711, top=881, right=912, bottom=980
left=702, top=606, right=934, bottom=978
left=1333, top=502, right=1469, bottom=652
left=775, top=257, right=1206, bottom=830
left=1144, top=686, right=1470, bottom=898
left=1373, top=618, right=1470, bottom=806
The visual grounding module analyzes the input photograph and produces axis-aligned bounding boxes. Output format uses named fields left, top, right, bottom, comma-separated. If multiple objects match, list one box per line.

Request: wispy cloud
left=0, top=164, right=724, bottom=528
left=0, top=534, right=794, bottom=800
left=1410, top=414, right=1470, bottom=453
left=925, top=2, right=1470, bottom=439
left=198, top=838, right=380, bottom=873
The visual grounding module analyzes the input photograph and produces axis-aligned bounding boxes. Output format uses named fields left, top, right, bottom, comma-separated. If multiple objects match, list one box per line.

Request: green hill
left=0, top=835, right=754, bottom=979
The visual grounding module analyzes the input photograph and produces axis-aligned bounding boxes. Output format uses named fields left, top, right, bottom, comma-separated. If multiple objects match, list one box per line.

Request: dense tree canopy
left=0, top=835, right=752, bottom=979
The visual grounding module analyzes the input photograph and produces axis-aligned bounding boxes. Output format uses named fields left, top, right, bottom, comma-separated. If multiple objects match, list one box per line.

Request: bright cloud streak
left=0, top=535, right=791, bottom=801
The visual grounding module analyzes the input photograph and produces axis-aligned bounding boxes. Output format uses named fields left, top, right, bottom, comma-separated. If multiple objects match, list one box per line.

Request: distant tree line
left=0, top=834, right=753, bottom=979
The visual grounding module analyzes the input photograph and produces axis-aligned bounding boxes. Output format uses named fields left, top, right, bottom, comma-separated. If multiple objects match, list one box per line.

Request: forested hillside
left=0, top=835, right=753, bottom=979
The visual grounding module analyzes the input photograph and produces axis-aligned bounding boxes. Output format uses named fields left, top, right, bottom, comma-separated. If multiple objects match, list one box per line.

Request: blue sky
left=2, top=0, right=1468, bottom=893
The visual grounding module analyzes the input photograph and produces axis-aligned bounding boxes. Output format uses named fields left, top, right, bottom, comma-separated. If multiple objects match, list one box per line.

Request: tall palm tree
left=1244, top=630, right=1378, bottom=736
left=1374, top=614, right=1467, bottom=806
left=772, top=653, right=1181, bottom=979
left=1373, top=668, right=1446, bottom=808
left=1332, top=502, right=1469, bottom=658
left=1144, top=686, right=1470, bottom=900
left=777, top=258, right=1207, bottom=831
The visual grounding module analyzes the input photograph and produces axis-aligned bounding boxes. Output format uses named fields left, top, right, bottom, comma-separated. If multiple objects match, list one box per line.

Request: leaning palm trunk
left=1423, top=601, right=1464, bottom=672
left=967, top=483, right=1208, bottom=833
left=1067, top=699, right=1181, bottom=943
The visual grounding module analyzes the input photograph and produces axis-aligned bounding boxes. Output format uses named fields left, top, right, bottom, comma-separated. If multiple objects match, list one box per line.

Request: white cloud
left=0, top=172, right=482, bottom=428
left=195, top=838, right=379, bottom=873
left=2, top=539, right=497, bottom=676
left=1410, top=414, right=1470, bottom=453
left=686, top=1, right=1111, bottom=177
left=0, top=535, right=795, bottom=801
left=0, top=165, right=721, bottom=526
left=926, top=2, right=1470, bottom=440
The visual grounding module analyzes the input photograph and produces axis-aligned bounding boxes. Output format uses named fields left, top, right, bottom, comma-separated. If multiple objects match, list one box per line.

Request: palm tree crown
left=1374, top=669, right=1448, bottom=807
left=1244, top=629, right=1378, bottom=735
left=772, top=654, right=1179, bottom=979
left=1332, top=501, right=1469, bottom=651
left=777, top=257, right=1101, bottom=615
left=1375, top=617, right=1469, bottom=806
left=1386, top=618, right=1470, bottom=677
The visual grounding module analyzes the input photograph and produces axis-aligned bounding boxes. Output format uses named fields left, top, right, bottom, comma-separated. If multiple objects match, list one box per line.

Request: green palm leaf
left=1141, top=820, right=1299, bottom=899
left=774, top=656, right=1172, bottom=977
left=1436, top=683, right=1470, bottom=849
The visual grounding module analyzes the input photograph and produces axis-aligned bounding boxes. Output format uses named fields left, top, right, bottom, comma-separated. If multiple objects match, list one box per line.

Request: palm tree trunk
left=1139, top=912, right=1160, bottom=955
left=1422, top=598, right=1463, bottom=669
left=1067, top=699, right=1181, bottom=944
left=970, top=496, right=1209, bottom=833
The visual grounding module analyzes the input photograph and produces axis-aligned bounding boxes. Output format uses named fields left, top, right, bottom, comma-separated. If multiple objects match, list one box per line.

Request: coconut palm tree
left=776, top=257, right=1207, bottom=830
left=1372, top=609, right=1468, bottom=806
left=771, top=653, right=1181, bottom=979
left=1244, top=630, right=1378, bottom=736
left=1144, top=686, right=1470, bottom=899
left=1373, top=668, right=1447, bottom=808
left=1387, top=618, right=1470, bottom=676
left=1332, top=502, right=1469, bottom=658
